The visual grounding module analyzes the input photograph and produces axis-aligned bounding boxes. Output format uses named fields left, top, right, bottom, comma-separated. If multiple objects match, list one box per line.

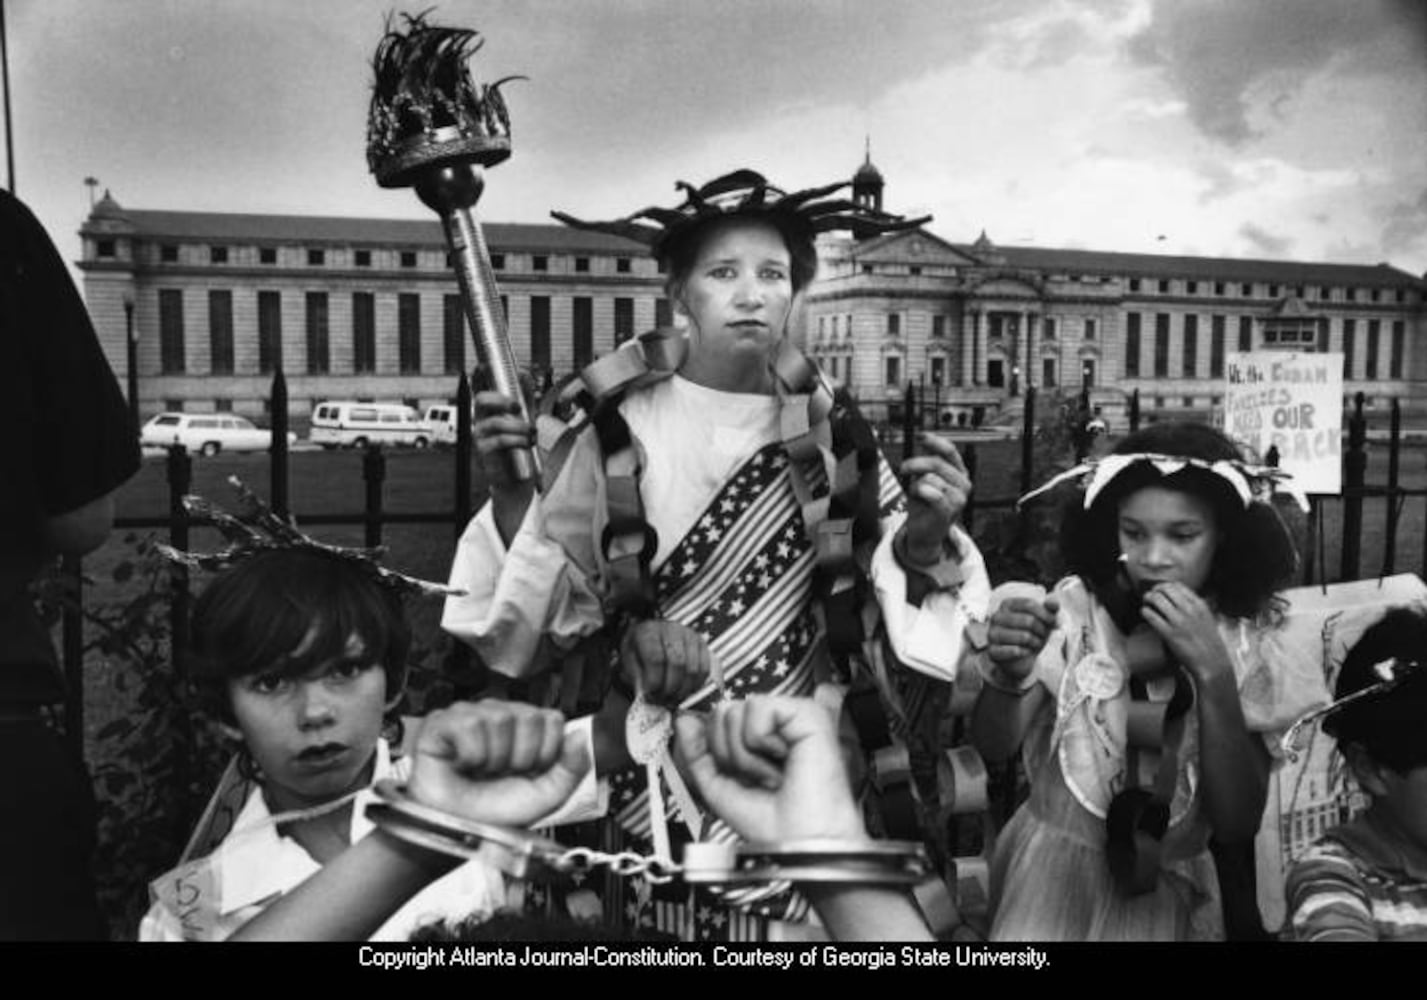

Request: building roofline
left=85, top=208, right=649, bottom=255
left=81, top=206, right=1426, bottom=288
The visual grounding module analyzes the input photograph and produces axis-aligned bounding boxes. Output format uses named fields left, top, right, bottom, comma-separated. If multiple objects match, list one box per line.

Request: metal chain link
left=547, top=845, right=683, bottom=885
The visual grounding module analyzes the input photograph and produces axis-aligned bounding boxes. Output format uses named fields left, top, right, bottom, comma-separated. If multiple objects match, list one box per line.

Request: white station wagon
left=140, top=412, right=295, bottom=456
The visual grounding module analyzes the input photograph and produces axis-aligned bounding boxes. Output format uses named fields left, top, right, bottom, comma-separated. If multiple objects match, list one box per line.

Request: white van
left=309, top=401, right=433, bottom=449
left=422, top=403, right=474, bottom=447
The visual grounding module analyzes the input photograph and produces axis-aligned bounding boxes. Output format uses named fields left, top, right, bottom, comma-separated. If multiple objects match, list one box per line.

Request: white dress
left=987, top=576, right=1298, bottom=941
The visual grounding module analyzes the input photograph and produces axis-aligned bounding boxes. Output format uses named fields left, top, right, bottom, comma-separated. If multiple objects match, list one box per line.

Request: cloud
left=501, top=0, right=1038, bottom=178
left=1195, top=160, right=1247, bottom=204
left=1379, top=186, right=1427, bottom=266
left=1021, top=16, right=1096, bottom=70
left=1238, top=222, right=1292, bottom=257
left=1127, top=0, right=1425, bottom=147
left=1324, top=236, right=1382, bottom=265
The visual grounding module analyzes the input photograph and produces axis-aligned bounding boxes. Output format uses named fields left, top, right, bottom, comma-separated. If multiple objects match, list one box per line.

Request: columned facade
left=79, top=169, right=1427, bottom=435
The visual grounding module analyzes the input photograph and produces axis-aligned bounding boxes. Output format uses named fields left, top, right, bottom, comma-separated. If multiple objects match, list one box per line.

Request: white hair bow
left=1017, top=452, right=1309, bottom=512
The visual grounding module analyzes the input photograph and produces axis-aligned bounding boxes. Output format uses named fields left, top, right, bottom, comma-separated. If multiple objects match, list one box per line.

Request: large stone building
left=78, top=193, right=670, bottom=425
left=78, top=160, right=1427, bottom=433
left=805, top=157, right=1427, bottom=429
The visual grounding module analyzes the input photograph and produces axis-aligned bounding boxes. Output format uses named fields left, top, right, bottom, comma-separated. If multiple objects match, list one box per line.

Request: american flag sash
left=578, top=435, right=935, bottom=939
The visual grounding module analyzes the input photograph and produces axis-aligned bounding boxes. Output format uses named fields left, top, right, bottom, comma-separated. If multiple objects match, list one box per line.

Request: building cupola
left=852, top=138, right=884, bottom=214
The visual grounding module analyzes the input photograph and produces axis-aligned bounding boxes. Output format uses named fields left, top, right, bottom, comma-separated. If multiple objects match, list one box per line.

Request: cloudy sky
left=6, top=0, right=1427, bottom=280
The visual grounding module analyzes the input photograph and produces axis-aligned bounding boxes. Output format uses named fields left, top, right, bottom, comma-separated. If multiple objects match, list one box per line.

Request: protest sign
left=1224, top=351, right=1344, bottom=494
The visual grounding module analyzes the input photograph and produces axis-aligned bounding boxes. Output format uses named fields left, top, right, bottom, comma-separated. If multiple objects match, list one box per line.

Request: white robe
left=442, top=374, right=990, bottom=683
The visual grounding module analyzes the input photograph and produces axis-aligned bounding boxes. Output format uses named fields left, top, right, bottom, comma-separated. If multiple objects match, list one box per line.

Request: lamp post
left=124, top=294, right=138, bottom=430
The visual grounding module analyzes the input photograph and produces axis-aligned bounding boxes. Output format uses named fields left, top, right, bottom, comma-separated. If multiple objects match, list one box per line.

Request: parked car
left=309, top=401, right=434, bottom=449
left=140, top=412, right=296, bottom=456
left=422, top=403, right=473, bottom=447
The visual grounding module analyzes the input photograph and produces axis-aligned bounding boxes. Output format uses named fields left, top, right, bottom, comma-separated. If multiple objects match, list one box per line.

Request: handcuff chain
left=551, top=845, right=682, bottom=885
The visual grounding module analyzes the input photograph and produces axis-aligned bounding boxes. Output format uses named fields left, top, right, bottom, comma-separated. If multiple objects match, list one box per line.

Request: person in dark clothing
left=0, top=189, right=140, bottom=939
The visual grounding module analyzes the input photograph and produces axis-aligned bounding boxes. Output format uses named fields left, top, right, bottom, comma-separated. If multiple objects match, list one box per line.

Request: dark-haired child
left=140, top=548, right=596, bottom=941
left=1284, top=607, right=1427, bottom=941
left=971, top=421, right=1301, bottom=940
left=229, top=693, right=932, bottom=942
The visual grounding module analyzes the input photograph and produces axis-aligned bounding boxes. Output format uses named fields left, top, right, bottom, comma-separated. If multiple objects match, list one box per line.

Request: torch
left=366, top=12, right=539, bottom=484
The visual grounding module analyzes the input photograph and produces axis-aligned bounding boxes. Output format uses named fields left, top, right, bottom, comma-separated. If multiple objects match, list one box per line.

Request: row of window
left=99, top=238, right=1412, bottom=308
left=842, top=313, right=1403, bottom=384
left=1124, top=313, right=1407, bottom=380
left=155, top=289, right=666, bottom=377
left=877, top=356, right=1093, bottom=390
left=809, top=311, right=1408, bottom=389
left=984, top=312, right=1098, bottom=341
left=859, top=264, right=943, bottom=277
left=136, top=242, right=642, bottom=274
left=811, top=346, right=1091, bottom=391
left=817, top=313, right=964, bottom=340
left=801, top=264, right=1413, bottom=307
left=1127, top=276, right=1408, bottom=304
left=980, top=357, right=1093, bottom=391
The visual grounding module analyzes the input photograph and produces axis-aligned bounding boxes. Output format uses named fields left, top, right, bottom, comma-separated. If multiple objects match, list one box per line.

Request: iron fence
left=58, top=373, right=1425, bottom=768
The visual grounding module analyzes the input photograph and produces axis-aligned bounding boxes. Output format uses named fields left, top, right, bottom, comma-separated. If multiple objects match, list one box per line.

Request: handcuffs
left=367, top=779, right=930, bottom=888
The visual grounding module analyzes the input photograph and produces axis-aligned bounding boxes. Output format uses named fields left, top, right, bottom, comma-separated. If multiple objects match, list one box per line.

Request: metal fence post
left=61, top=553, right=84, bottom=759
left=1421, top=449, right=1427, bottom=580
left=450, top=374, right=474, bottom=683
left=1340, top=392, right=1367, bottom=582
left=902, top=382, right=918, bottom=461
left=454, top=373, right=473, bottom=540
left=1383, top=398, right=1400, bottom=576
left=1019, top=385, right=1036, bottom=499
left=363, top=444, right=387, bottom=549
left=1302, top=498, right=1319, bottom=586
left=165, top=443, right=194, bottom=838
left=269, top=368, right=290, bottom=518
left=166, top=444, right=192, bottom=661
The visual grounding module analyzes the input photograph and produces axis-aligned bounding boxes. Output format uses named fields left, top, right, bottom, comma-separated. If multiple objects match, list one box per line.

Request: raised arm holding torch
left=366, top=12, right=539, bottom=484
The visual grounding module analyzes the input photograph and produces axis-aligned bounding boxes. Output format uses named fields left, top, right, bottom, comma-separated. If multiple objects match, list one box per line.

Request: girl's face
left=228, top=624, right=389, bottom=807
left=1116, top=485, right=1221, bottom=594
left=674, top=218, right=794, bottom=388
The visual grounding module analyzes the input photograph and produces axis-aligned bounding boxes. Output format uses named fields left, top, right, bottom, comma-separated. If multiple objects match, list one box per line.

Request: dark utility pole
left=2, top=0, right=15, bottom=193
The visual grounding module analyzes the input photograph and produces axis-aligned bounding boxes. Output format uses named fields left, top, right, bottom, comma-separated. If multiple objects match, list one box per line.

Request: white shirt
left=139, top=732, right=601, bottom=942
left=443, top=375, right=989, bottom=683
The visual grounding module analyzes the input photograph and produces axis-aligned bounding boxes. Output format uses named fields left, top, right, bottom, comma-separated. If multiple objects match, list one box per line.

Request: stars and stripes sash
left=605, top=443, right=820, bottom=929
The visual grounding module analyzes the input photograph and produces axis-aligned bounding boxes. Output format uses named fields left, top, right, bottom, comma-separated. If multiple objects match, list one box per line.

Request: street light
left=124, top=293, right=138, bottom=430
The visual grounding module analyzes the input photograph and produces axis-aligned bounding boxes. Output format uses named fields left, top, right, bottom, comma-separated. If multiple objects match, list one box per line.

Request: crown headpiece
left=1017, top=452, right=1308, bottom=512
left=1280, top=655, right=1425, bottom=762
left=155, top=477, right=465, bottom=599
left=551, top=169, right=931, bottom=255
left=366, top=10, right=523, bottom=188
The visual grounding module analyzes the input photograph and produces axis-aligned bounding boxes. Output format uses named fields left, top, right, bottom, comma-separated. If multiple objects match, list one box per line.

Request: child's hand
left=473, top=390, right=535, bottom=493
left=406, top=700, right=590, bottom=828
left=1141, top=583, right=1232, bottom=681
left=986, top=596, right=1060, bottom=680
left=672, top=696, right=866, bottom=844
left=899, top=435, right=972, bottom=564
left=620, top=619, right=713, bottom=707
